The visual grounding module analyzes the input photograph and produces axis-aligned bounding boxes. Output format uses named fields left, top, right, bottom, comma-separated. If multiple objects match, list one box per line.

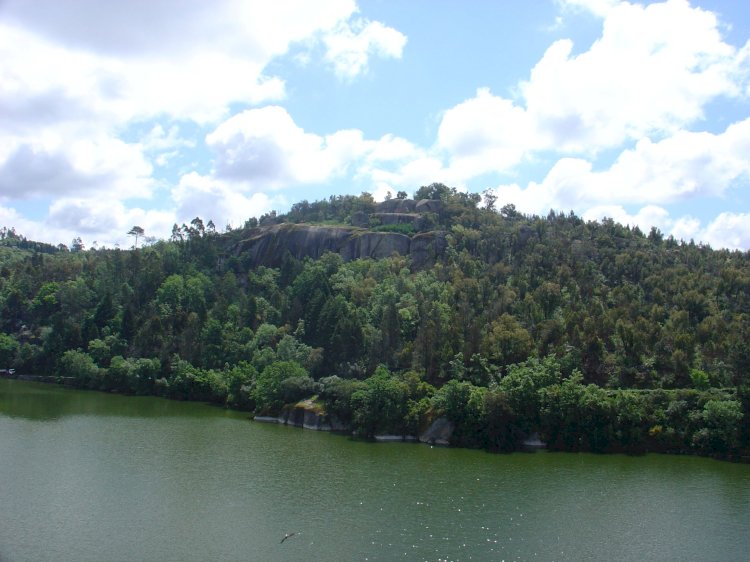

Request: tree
left=128, top=226, right=145, bottom=249
left=351, top=367, right=409, bottom=438
left=482, top=188, right=498, bottom=212
left=253, top=361, right=308, bottom=415
left=481, top=314, right=533, bottom=368
left=0, top=333, right=19, bottom=368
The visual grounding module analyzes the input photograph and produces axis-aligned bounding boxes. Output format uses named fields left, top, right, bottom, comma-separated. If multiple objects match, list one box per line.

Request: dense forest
left=1, top=184, right=749, bottom=459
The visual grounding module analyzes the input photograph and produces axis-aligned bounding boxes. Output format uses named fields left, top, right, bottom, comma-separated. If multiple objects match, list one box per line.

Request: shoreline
left=4, top=373, right=748, bottom=463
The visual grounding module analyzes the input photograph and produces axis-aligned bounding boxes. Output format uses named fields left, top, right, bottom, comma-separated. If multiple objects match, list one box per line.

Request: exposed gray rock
left=341, top=232, right=411, bottom=261
left=374, top=435, right=418, bottom=442
left=376, top=198, right=416, bottom=213
left=410, top=231, right=448, bottom=269
left=522, top=432, right=547, bottom=450
left=235, top=224, right=355, bottom=267
left=419, top=416, right=454, bottom=446
left=370, top=213, right=421, bottom=227
left=350, top=211, right=369, bottom=228
left=415, top=199, right=443, bottom=213
left=233, top=223, right=447, bottom=269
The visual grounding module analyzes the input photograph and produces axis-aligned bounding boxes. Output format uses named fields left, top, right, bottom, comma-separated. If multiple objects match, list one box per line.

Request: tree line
left=0, top=183, right=748, bottom=458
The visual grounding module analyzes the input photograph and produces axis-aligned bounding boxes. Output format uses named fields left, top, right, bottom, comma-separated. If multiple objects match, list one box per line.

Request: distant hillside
left=1, top=183, right=748, bottom=458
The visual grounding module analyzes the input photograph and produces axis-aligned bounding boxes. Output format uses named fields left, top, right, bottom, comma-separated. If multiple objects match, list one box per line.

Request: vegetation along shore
left=1, top=184, right=748, bottom=459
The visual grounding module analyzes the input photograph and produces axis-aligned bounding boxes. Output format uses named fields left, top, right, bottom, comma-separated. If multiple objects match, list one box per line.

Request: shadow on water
left=0, top=378, right=246, bottom=422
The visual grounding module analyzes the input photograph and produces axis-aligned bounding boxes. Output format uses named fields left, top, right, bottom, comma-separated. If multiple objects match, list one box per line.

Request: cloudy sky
left=1, top=0, right=749, bottom=249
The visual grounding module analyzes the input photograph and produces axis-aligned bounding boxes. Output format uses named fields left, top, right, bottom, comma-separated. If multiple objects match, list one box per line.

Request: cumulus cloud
left=172, top=173, right=279, bottom=228
left=0, top=137, right=154, bottom=200
left=582, top=204, right=671, bottom=232
left=581, top=206, right=750, bottom=251
left=0, top=1, right=404, bottom=126
left=434, top=0, right=749, bottom=181
left=526, top=0, right=741, bottom=152
left=0, top=0, right=410, bottom=246
left=558, top=0, right=622, bottom=18
left=323, top=18, right=407, bottom=78
left=701, top=213, right=750, bottom=250
left=437, top=88, right=534, bottom=177
left=490, top=117, right=750, bottom=216
left=206, top=106, right=368, bottom=187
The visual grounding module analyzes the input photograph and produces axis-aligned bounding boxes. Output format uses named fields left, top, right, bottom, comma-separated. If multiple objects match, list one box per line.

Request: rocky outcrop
left=415, top=199, right=443, bottom=214
left=410, top=232, right=448, bottom=269
left=234, top=223, right=446, bottom=269
left=370, top=213, right=421, bottom=227
left=419, top=416, right=454, bottom=446
left=350, top=211, right=369, bottom=228
left=255, top=400, right=347, bottom=432
left=376, top=199, right=417, bottom=213
left=340, top=231, right=411, bottom=261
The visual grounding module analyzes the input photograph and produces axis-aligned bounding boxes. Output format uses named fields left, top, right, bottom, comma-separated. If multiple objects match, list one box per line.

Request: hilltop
left=1, top=183, right=749, bottom=458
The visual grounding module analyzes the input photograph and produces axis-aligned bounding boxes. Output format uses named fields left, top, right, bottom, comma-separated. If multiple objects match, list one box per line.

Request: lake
left=1, top=378, right=749, bottom=561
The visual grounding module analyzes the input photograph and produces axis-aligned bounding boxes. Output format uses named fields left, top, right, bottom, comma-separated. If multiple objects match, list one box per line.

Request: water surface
left=1, top=378, right=749, bottom=561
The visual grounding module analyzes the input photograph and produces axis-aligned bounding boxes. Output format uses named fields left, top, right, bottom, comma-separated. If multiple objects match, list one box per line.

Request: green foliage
left=351, top=366, right=409, bottom=437
left=59, top=350, right=100, bottom=388
left=691, top=399, right=743, bottom=453
left=370, top=223, right=416, bottom=235
left=0, top=333, right=19, bottom=367
left=253, top=361, right=308, bottom=415
left=2, top=192, right=750, bottom=458
left=690, top=368, right=710, bottom=391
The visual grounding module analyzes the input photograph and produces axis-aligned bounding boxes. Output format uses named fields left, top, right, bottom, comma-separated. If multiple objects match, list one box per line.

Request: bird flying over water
left=280, top=532, right=296, bottom=543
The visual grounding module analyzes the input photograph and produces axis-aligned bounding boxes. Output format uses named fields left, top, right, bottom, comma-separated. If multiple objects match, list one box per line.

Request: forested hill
left=1, top=183, right=749, bottom=458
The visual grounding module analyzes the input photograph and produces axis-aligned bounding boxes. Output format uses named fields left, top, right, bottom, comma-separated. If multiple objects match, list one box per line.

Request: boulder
left=415, top=199, right=443, bottom=213
left=350, top=211, right=369, bottom=228
left=419, top=416, right=454, bottom=446
left=376, top=199, right=416, bottom=213
left=410, top=231, right=448, bottom=269
left=340, top=232, right=411, bottom=261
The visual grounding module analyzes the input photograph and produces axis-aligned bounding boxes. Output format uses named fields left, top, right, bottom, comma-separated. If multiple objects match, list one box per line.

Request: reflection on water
left=1, top=378, right=749, bottom=562
left=0, top=378, right=247, bottom=421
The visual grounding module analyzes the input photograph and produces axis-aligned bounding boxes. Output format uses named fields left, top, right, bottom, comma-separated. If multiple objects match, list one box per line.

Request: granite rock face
left=234, top=223, right=446, bottom=268
left=375, top=199, right=417, bottom=213
left=415, top=199, right=443, bottom=214
left=370, top=213, right=421, bottom=227
left=419, top=417, right=454, bottom=446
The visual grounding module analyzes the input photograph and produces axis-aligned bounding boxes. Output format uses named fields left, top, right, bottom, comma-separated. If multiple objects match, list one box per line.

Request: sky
left=1, top=0, right=749, bottom=250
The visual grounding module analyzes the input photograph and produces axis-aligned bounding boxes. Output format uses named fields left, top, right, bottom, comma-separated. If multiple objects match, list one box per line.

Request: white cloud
left=432, top=0, right=748, bottom=182
left=437, top=88, right=534, bottom=176
left=172, top=173, right=279, bottom=228
left=47, top=197, right=171, bottom=239
left=494, top=117, right=750, bottom=215
left=323, top=18, right=407, bottom=78
left=558, top=0, right=621, bottom=18
left=671, top=215, right=702, bottom=242
left=0, top=1, right=404, bottom=126
left=525, top=0, right=741, bottom=152
left=582, top=204, right=671, bottom=232
left=141, top=125, right=195, bottom=153
left=0, top=0, right=410, bottom=245
left=0, top=197, right=175, bottom=249
left=206, top=106, right=368, bottom=187
left=581, top=206, right=750, bottom=251
left=701, top=212, right=750, bottom=250
left=0, top=135, right=154, bottom=200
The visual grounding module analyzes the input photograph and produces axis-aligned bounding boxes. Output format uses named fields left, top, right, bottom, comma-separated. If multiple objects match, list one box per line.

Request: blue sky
left=1, top=0, right=749, bottom=249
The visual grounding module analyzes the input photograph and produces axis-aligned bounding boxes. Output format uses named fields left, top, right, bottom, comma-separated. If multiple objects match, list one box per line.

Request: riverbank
left=0, top=370, right=76, bottom=386
left=3, top=371, right=748, bottom=462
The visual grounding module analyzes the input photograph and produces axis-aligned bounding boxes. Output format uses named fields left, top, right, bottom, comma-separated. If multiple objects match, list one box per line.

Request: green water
left=1, top=379, right=749, bottom=562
